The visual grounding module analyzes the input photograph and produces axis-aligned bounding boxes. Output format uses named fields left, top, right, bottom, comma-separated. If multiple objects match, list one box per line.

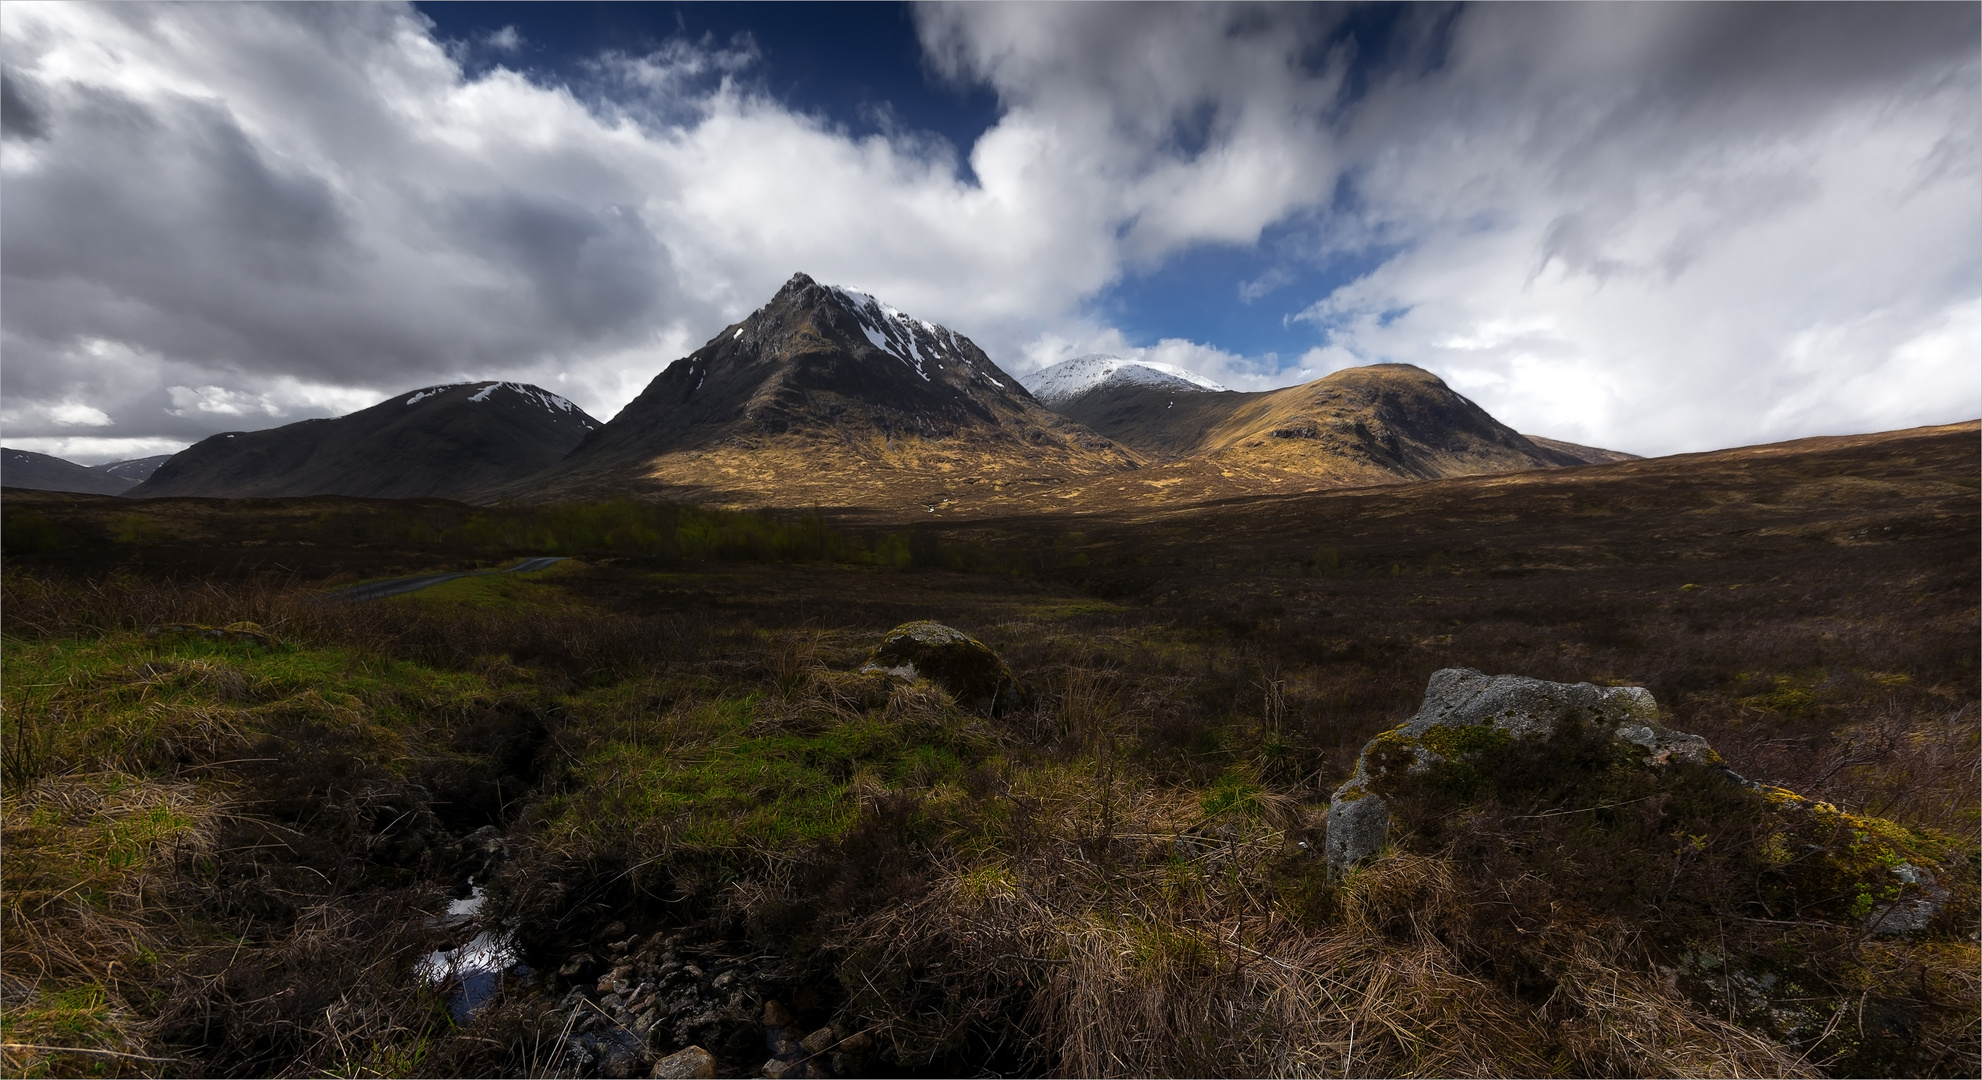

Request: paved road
left=319, top=556, right=569, bottom=604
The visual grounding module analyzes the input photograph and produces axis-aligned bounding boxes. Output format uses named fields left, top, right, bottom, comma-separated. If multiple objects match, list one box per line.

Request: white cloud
left=1138, top=339, right=1291, bottom=394
left=46, top=401, right=112, bottom=426
left=163, top=379, right=380, bottom=420
left=483, top=26, right=522, bottom=55
left=1286, top=4, right=1981, bottom=454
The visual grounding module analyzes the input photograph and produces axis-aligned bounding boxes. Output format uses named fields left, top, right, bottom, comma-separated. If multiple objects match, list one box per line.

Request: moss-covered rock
left=1320, top=668, right=1980, bottom=1075
left=859, top=621, right=1032, bottom=717
left=1325, top=668, right=1720, bottom=875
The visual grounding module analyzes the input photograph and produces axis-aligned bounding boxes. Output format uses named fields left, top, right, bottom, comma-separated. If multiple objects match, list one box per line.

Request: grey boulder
left=1325, top=667, right=1719, bottom=876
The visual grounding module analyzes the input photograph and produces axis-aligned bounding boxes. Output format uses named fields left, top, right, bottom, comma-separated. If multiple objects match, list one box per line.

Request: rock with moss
left=1316, top=668, right=1977, bottom=1069
left=1325, top=667, right=1721, bottom=875
left=1746, top=781, right=1964, bottom=937
left=859, top=621, right=1032, bottom=717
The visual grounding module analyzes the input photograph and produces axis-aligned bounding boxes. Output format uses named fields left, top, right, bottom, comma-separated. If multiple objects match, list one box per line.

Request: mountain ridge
left=132, top=381, right=599, bottom=500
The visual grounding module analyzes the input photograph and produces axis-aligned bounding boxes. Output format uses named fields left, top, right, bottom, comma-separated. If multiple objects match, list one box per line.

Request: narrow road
left=318, top=556, right=569, bottom=604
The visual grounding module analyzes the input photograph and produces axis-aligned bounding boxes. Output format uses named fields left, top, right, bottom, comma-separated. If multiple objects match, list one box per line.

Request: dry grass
left=822, top=760, right=1825, bottom=1079
left=0, top=774, right=217, bottom=1077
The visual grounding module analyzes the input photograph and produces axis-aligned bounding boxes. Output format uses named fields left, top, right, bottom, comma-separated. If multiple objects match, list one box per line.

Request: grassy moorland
left=1, top=423, right=1976, bottom=1078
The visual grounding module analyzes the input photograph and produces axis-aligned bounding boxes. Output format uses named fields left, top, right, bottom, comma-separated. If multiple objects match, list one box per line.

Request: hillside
left=131, top=382, right=599, bottom=500
left=97, top=454, right=175, bottom=484
left=1, top=448, right=140, bottom=495
left=1053, top=363, right=1606, bottom=485
left=510, top=273, right=1137, bottom=511
left=1523, top=433, right=1642, bottom=465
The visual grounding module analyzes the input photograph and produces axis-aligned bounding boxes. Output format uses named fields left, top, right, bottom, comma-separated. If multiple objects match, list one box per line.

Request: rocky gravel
left=547, top=932, right=872, bottom=1079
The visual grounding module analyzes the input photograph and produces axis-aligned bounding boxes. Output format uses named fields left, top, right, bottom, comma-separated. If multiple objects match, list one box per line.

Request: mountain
left=1048, top=363, right=1604, bottom=486
left=2, top=448, right=140, bottom=495
left=514, top=273, right=1137, bottom=510
left=98, top=455, right=176, bottom=484
left=131, top=382, right=599, bottom=500
left=1020, top=354, right=1226, bottom=407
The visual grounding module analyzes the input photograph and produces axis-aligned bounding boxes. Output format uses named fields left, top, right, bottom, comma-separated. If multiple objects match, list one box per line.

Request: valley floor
left=1, top=423, right=1976, bottom=1077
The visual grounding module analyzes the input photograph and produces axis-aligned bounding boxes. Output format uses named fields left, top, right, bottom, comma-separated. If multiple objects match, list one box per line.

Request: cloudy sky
left=3, top=1, right=1976, bottom=463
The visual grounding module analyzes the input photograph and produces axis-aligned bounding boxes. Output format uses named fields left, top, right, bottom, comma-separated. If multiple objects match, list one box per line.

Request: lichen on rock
left=1326, top=667, right=1718, bottom=875
left=1321, top=669, right=1968, bottom=936
left=858, top=621, right=1032, bottom=717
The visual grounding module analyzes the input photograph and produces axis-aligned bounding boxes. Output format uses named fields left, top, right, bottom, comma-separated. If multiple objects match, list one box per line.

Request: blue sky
left=3, top=2, right=1977, bottom=462
left=422, top=3, right=1003, bottom=157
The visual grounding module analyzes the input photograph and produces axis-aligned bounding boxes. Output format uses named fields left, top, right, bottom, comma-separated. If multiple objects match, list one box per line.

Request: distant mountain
left=513, top=273, right=1135, bottom=510
left=1522, top=435, right=1641, bottom=465
left=1020, top=354, right=1226, bottom=407
left=98, top=455, right=175, bottom=484
left=131, top=381, right=600, bottom=500
left=2, top=448, right=139, bottom=495
left=1049, top=363, right=1611, bottom=485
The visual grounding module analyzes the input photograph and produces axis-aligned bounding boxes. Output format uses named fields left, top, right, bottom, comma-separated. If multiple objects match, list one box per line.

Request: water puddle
left=415, top=884, right=527, bottom=1021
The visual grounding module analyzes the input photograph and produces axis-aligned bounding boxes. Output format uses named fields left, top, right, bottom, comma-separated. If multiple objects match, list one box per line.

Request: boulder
left=859, top=621, right=1032, bottom=716
left=1315, top=668, right=1976, bottom=1072
left=1326, top=667, right=1721, bottom=876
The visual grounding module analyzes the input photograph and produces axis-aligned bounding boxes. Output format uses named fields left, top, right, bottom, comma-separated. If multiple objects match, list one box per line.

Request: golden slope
left=1059, top=363, right=1581, bottom=486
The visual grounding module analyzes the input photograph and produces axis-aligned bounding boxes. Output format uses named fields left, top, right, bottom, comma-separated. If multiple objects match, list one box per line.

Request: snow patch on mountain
left=470, top=382, right=590, bottom=423
left=402, top=382, right=593, bottom=427
left=826, top=285, right=1009, bottom=393
left=1020, top=354, right=1227, bottom=406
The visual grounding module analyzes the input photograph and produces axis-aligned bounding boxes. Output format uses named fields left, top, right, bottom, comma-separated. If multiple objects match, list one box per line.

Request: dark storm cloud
left=0, top=62, right=665, bottom=382
left=443, top=194, right=672, bottom=336
left=3, top=84, right=351, bottom=356
left=1, top=70, right=47, bottom=140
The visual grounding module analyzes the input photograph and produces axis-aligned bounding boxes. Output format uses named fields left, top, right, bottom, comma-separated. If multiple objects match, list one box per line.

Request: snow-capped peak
left=1019, top=354, right=1227, bottom=406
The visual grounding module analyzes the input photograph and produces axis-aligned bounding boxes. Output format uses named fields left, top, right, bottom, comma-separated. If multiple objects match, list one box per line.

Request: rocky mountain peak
left=510, top=272, right=1138, bottom=506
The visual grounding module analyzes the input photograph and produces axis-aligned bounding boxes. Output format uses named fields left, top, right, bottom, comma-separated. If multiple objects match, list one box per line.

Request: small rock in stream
left=651, top=1045, right=716, bottom=1079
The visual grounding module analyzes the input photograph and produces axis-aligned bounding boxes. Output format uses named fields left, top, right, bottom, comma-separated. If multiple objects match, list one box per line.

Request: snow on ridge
left=827, top=284, right=972, bottom=384
left=458, top=381, right=585, bottom=417
left=404, top=381, right=584, bottom=418
left=1020, top=354, right=1227, bottom=406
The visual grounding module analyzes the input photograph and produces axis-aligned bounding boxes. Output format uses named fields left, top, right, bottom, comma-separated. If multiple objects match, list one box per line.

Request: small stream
left=415, top=884, right=527, bottom=1021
